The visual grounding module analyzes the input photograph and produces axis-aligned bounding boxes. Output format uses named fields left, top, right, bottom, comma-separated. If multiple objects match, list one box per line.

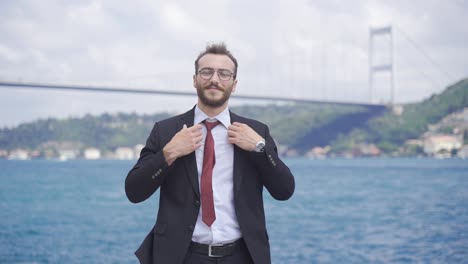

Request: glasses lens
left=199, top=69, right=215, bottom=80
left=218, top=69, right=233, bottom=81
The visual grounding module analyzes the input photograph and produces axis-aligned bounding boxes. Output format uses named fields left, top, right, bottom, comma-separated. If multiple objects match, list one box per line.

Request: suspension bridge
left=0, top=25, right=452, bottom=112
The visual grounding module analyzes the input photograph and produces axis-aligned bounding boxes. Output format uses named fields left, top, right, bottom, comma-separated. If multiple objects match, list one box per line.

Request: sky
left=0, top=0, right=467, bottom=128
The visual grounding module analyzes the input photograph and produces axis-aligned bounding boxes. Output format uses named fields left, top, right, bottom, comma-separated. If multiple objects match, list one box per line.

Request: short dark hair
left=195, top=42, right=238, bottom=79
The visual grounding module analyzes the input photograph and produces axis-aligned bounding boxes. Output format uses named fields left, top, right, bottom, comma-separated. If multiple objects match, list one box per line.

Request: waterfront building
left=7, top=149, right=30, bottom=160
left=84, top=148, right=101, bottom=160
left=423, top=134, right=463, bottom=155
left=115, top=147, right=135, bottom=160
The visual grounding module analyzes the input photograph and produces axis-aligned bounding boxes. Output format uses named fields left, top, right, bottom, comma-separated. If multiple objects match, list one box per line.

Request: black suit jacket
left=125, top=107, right=295, bottom=264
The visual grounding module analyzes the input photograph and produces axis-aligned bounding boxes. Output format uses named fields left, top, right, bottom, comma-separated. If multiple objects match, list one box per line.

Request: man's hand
left=228, top=122, right=263, bottom=151
left=163, top=124, right=203, bottom=166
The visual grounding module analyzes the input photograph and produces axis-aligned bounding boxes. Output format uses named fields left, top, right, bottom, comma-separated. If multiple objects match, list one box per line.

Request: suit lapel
left=230, top=111, right=244, bottom=197
left=178, top=106, right=200, bottom=199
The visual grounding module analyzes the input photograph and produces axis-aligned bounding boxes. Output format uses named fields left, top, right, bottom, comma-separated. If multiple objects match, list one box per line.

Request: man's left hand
left=228, top=122, right=263, bottom=151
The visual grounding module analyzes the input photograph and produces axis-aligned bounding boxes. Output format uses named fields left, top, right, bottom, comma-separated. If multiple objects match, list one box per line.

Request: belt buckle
left=208, top=244, right=223, bottom=258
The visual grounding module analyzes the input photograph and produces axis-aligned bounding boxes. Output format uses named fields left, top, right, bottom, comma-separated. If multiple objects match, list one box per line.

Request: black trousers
left=183, top=239, right=254, bottom=264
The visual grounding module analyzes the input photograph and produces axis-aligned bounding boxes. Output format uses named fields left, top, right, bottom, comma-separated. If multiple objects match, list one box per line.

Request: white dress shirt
left=192, top=105, right=242, bottom=245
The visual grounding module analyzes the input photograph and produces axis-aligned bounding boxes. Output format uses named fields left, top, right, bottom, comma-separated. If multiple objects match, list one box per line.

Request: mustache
left=205, top=83, right=223, bottom=91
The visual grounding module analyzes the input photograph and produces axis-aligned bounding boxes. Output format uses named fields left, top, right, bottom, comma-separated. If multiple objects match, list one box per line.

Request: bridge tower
left=368, top=25, right=395, bottom=105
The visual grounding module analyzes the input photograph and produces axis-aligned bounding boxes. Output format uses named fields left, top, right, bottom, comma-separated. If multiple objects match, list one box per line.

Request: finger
left=227, top=130, right=238, bottom=137
left=192, top=132, right=203, bottom=140
left=228, top=125, right=241, bottom=132
left=192, top=128, right=203, bottom=135
left=194, top=133, right=204, bottom=147
left=188, top=123, right=200, bottom=129
left=192, top=139, right=201, bottom=149
left=236, top=122, right=247, bottom=128
left=189, top=124, right=203, bottom=132
left=194, top=134, right=203, bottom=143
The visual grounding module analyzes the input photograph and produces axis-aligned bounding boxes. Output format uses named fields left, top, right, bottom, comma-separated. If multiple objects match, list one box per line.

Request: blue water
left=0, top=158, right=467, bottom=263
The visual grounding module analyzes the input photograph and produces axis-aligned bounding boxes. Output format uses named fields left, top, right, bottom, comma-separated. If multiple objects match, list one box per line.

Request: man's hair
left=194, top=42, right=238, bottom=79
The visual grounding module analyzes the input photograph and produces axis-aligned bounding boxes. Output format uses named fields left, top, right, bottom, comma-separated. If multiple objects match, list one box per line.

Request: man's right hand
left=163, top=124, right=203, bottom=166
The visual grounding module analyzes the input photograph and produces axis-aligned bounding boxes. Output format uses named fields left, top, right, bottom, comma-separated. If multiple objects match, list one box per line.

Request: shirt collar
left=194, top=104, right=231, bottom=128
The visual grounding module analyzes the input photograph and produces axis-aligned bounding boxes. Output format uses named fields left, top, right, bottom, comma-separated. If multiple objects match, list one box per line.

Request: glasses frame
left=197, top=68, right=234, bottom=81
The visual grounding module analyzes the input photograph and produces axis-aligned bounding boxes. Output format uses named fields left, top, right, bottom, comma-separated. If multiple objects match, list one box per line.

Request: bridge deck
left=0, top=81, right=387, bottom=109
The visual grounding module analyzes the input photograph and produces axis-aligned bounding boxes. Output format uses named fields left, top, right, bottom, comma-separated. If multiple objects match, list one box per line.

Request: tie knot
left=203, top=120, right=220, bottom=131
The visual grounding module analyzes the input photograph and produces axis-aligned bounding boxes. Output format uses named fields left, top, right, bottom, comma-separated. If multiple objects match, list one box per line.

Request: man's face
left=193, top=54, right=237, bottom=108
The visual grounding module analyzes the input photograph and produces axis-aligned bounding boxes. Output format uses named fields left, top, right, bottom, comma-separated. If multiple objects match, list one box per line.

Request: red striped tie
left=201, top=120, right=220, bottom=226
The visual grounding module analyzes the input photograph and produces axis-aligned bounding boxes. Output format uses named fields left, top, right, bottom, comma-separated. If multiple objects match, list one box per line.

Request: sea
left=0, top=158, right=467, bottom=264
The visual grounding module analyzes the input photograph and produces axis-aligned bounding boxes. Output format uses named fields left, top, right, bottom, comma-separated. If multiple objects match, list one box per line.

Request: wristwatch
left=254, top=139, right=266, bottom=152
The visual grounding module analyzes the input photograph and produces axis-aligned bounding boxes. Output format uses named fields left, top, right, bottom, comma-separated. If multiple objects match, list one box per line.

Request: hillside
left=1, top=77, right=467, bottom=156
left=330, top=78, right=468, bottom=152
left=0, top=104, right=364, bottom=151
left=231, top=103, right=368, bottom=146
left=0, top=112, right=170, bottom=151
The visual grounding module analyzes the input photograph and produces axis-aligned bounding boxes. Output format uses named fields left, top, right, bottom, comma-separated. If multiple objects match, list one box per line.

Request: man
left=125, top=42, right=295, bottom=264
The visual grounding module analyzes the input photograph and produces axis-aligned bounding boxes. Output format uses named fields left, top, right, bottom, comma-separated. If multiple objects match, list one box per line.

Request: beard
left=196, top=82, right=233, bottom=108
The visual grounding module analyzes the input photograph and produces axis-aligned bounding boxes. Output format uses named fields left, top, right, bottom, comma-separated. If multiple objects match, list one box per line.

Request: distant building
left=405, top=139, right=423, bottom=147
left=115, top=147, right=135, bottom=160
left=457, top=145, right=468, bottom=159
left=0, top=149, right=8, bottom=159
left=29, top=150, right=41, bottom=159
left=392, top=105, right=404, bottom=116
left=423, top=134, right=463, bottom=155
left=284, top=148, right=299, bottom=158
left=84, top=148, right=101, bottom=160
left=358, top=143, right=381, bottom=156
left=306, top=146, right=330, bottom=159
left=134, top=144, right=144, bottom=159
left=8, top=149, right=30, bottom=160
left=59, top=150, right=78, bottom=161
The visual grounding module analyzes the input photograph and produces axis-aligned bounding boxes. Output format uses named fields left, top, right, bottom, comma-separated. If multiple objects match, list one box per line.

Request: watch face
left=256, top=141, right=265, bottom=152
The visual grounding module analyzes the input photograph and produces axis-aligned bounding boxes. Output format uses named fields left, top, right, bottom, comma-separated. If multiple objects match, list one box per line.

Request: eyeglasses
left=197, top=68, right=234, bottom=81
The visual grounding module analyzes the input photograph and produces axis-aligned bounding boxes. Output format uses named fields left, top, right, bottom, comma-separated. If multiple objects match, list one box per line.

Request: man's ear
left=232, top=79, right=238, bottom=93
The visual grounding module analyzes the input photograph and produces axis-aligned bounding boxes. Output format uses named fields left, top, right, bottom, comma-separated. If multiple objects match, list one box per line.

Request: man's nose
left=209, top=71, right=220, bottom=82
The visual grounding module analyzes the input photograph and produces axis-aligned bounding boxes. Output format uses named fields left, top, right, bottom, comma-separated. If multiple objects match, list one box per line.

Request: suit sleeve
left=125, top=122, right=171, bottom=203
left=251, top=124, right=295, bottom=200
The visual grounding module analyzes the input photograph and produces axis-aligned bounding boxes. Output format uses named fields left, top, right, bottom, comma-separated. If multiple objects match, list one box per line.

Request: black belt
left=190, top=239, right=242, bottom=257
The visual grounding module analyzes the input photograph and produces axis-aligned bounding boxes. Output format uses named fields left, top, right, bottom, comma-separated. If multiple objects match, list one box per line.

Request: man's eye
left=219, top=70, right=231, bottom=77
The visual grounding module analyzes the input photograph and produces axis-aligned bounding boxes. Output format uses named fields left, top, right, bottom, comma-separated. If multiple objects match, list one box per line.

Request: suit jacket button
left=188, top=225, right=194, bottom=231
left=151, top=175, right=156, bottom=179
left=194, top=200, right=200, bottom=207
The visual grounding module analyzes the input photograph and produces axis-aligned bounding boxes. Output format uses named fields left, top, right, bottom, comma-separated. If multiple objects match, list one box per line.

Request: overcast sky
left=1, top=0, right=467, bottom=127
